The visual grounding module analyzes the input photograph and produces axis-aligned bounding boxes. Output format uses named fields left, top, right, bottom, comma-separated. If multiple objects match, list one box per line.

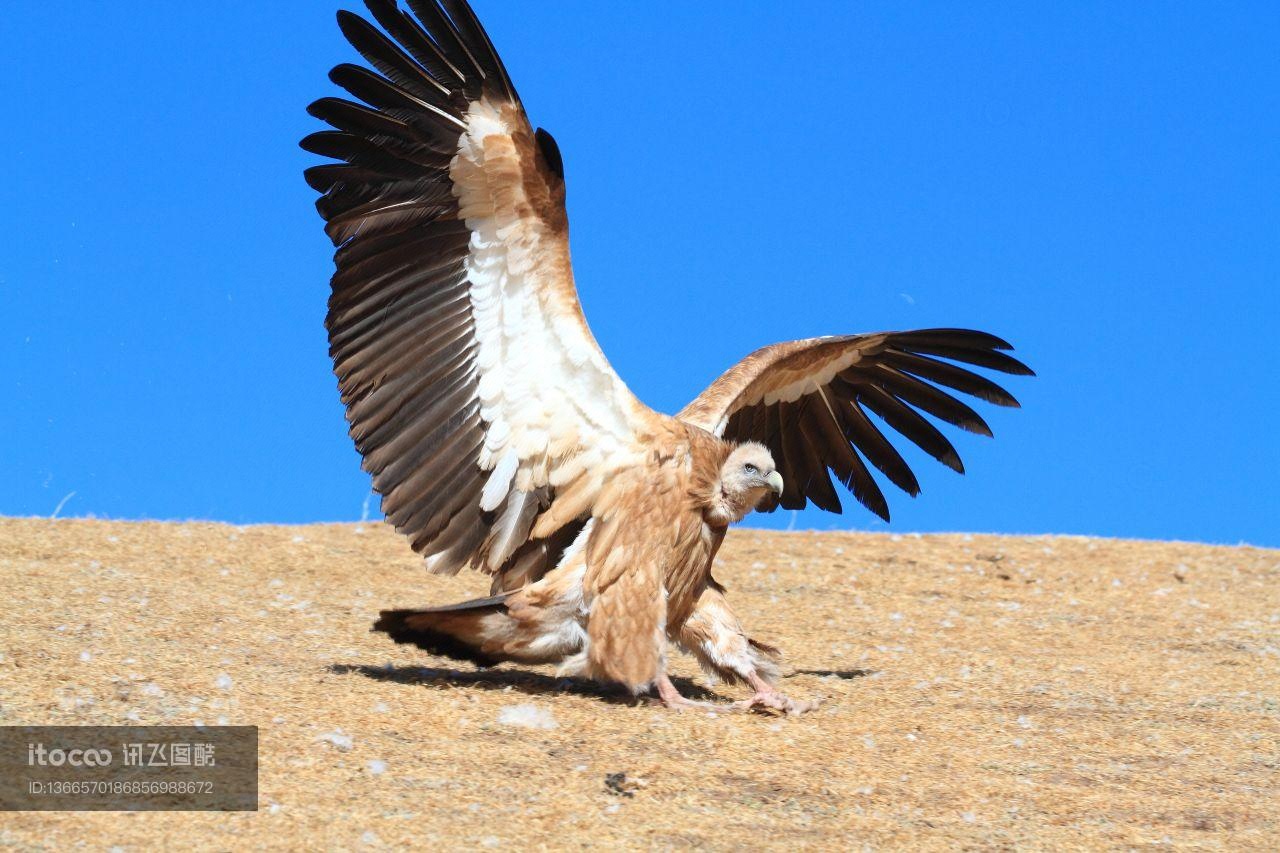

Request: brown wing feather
left=582, top=483, right=668, bottom=691
left=580, top=433, right=724, bottom=691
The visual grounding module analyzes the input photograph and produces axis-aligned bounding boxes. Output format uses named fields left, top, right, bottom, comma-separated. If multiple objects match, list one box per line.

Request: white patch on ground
left=317, top=729, right=353, bottom=750
left=496, top=704, right=558, bottom=730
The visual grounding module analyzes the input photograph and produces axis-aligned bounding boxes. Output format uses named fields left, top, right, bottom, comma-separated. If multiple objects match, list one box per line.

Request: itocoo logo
left=28, top=743, right=113, bottom=767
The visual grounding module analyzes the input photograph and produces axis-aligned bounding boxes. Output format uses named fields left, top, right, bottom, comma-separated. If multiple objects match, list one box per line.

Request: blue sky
left=4, top=2, right=1277, bottom=546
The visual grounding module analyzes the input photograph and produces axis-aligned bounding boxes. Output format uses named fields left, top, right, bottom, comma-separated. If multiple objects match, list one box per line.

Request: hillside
left=1, top=517, right=1276, bottom=849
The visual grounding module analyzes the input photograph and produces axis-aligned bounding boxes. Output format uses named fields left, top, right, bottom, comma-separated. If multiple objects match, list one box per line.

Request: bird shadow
left=328, top=663, right=725, bottom=706
left=787, top=668, right=874, bottom=680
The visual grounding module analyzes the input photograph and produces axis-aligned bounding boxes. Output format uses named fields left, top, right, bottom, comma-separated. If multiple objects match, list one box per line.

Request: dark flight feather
left=683, top=327, right=1030, bottom=518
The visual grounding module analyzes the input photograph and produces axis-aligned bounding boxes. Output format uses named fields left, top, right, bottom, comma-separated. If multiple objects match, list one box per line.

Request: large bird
left=302, top=0, right=1032, bottom=713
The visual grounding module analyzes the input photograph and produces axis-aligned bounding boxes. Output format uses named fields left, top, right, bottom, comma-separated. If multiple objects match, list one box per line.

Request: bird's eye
left=744, top=463, right=758, bottom=475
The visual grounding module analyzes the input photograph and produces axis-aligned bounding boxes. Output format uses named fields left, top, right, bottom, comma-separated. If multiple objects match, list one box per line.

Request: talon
left=737, top=692, right=819, bottom=715
left=738, top=671, right=818, bottom=715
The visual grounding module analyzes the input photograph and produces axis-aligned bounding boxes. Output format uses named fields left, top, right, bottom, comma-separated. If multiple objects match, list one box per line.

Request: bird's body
left=304, top=0, right=1031, bottom=713
left=375, top=424, right=794, bottom=709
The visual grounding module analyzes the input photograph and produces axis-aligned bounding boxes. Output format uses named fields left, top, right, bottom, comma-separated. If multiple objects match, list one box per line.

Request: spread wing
left=302, top=0, right=649, bottom=577
left=677, top=330, right=1033, bottom=521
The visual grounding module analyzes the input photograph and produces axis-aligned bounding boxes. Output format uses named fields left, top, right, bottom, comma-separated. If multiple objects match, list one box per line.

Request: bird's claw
left=735, top=688, right=819, bottom=716
left=654, top=673, right=817, bottom=716
left=657, top=695, right=718, bottom=712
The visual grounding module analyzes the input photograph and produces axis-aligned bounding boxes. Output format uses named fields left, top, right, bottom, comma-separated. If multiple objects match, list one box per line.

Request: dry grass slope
left=1, top=517, right=1277, bottom=849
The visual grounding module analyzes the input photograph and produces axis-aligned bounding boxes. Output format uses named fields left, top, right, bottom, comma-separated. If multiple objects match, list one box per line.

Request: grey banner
left=0, top=726, right=257, bottom=811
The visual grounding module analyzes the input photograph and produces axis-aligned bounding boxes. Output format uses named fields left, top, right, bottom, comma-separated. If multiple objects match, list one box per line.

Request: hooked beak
left=765, top=471, right=784, bottom=495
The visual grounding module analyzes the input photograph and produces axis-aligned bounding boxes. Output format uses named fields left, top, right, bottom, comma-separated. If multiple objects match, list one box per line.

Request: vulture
left=302, top=0, right=1033, bottom=714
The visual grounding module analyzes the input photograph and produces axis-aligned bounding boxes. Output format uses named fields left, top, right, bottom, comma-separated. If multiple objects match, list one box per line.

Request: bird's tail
left=373, top=591, right=581, bottom=667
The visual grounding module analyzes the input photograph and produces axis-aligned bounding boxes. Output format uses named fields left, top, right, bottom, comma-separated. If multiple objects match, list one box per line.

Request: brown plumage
left=305, top=1, right=1033, bottom=713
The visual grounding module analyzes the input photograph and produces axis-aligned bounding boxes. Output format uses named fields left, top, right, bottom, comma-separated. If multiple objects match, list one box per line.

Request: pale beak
left=765, top=471, right=784, bottom=495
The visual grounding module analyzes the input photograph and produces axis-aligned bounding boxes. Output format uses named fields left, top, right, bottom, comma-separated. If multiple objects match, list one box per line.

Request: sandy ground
left=0, top=517, right=1276, bottom=850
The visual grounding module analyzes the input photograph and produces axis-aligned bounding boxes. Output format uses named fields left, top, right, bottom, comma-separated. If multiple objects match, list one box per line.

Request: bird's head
left=711, top=442, right=784, bottom=525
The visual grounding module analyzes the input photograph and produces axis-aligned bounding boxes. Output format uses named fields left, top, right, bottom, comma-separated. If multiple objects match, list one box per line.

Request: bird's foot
left=735, top=672, right=819, bottom=716
left=734, top=688, right=819, bottom=716
left=653, top=672, right=816, bottom=715
left=654, top=673, right=718, bottom=712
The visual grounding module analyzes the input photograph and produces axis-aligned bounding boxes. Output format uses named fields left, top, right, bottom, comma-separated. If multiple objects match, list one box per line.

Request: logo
left=27, top=743, right=113, bottom=767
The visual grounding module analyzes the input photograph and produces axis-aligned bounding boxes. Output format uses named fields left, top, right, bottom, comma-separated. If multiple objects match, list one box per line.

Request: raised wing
left=302, top=0, right=648, bottom=577
left=677, top=330, right=1033, bottom=521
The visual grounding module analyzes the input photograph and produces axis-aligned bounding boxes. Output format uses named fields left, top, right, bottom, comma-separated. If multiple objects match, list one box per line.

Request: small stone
left=317, top=730, right=353, bottom=750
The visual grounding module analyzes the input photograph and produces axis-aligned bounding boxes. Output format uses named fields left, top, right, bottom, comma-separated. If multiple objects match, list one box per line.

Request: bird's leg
left=678, top=583, right=819, bottom=716
left=654, top=671, right=718, bottom=711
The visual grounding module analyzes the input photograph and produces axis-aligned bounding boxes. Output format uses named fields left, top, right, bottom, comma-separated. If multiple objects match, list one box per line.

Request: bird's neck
left=705, top=485, right=758, bottom=527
